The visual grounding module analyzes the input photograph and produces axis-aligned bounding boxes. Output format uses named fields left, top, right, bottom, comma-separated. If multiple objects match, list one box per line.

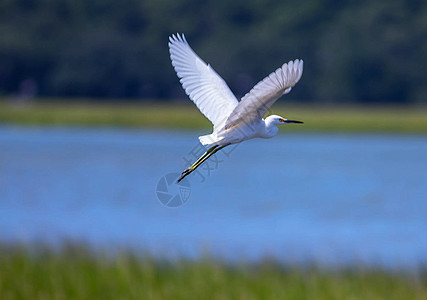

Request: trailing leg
left=177, top=145, right=218, bottom=182
left=177, top=144, right=229, bottom=182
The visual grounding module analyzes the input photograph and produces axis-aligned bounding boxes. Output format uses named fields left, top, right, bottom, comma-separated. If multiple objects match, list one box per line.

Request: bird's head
left=267, top=115, right=304, bottom=126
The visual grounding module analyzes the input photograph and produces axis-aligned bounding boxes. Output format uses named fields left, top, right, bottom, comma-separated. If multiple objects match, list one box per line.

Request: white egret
left=169, top=34, right=304, bottom=182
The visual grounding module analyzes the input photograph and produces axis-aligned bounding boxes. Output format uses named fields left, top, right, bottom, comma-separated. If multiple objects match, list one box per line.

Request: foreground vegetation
left=0, top=246, right=426, bottom=300
left=1, top=100, right=427, bottom=133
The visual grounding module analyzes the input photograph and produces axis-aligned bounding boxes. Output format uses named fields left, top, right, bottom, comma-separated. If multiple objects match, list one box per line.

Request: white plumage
left=169, top=33, right=304, bottom=182
left=169, top=34, right=238, bottom=128
left=224, top=59, right=303, bottom=130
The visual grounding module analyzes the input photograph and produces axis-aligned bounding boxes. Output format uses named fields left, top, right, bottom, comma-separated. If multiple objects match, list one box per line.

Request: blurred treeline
left=0, top=0, right=426, bottom=103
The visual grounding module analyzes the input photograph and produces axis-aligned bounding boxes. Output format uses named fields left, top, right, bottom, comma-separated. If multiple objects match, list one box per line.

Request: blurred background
left=0, top=0, right=426, bottom=103
left=1, top=0, right=427, bottom=299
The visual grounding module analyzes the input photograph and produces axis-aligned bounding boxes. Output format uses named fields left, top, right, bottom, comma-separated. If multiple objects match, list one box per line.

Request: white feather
left=168, top=34, right=239, bottom=128
left=224, top=59, right=303, bottom=129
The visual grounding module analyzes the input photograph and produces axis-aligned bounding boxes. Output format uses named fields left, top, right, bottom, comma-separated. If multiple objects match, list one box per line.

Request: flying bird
left=169, top=34, right=304, bottom=182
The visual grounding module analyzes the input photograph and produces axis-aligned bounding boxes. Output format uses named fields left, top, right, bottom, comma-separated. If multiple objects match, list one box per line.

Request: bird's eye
left=279, top=118, right=286, bottom=122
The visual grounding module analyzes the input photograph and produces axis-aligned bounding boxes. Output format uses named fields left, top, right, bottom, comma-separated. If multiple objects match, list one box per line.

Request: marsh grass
left=0, top=245, right=426, bottom=300
left=1, top=99, right=426, bottom=133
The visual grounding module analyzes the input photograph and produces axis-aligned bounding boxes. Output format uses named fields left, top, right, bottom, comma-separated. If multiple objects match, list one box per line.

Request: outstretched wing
left=169, top=34, right=239, bottom=128
left=224, top=59, right=303, bottom=129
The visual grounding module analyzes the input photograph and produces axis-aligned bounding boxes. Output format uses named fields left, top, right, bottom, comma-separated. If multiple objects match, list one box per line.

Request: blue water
left=1, top=125, right=427, bottom=269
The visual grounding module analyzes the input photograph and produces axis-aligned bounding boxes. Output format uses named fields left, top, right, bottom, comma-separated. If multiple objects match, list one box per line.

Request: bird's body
left=199, top=115, right=286, bottom=147
left=169, top=34, right=304, bottom=182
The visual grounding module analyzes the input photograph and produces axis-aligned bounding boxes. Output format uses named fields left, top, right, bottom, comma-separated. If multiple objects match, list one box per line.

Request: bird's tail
left=199, top=134, right=221, bottom=147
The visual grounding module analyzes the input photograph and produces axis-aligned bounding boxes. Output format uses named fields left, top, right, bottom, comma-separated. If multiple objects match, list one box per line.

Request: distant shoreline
left=1, top=99, right=426, bottom=133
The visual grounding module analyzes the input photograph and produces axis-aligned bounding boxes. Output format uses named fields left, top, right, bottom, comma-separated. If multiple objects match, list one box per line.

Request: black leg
left=177, top=144, right=229, bottom=182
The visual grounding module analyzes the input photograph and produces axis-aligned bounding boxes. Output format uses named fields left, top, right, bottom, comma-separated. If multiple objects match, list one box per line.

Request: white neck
left=260, top=118, right=279, bottom=138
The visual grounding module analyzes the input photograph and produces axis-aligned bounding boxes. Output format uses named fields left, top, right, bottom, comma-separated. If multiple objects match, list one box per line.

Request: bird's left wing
left=224, top=59, right=303, bottom=129
left=169, top=34, right=239, bottom=128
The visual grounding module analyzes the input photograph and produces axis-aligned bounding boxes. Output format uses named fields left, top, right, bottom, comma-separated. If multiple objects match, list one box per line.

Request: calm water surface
left=1, top=126, right=426, bottom=269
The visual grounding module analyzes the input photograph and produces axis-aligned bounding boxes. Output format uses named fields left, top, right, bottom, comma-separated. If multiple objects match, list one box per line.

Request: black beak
left=285, top=119, right=304, bottom=124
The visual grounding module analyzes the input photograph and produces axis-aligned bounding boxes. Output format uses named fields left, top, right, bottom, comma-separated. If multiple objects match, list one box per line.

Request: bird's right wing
left=169, top=34, right=239, bottom=128
left=224, top=59, right=303, bottom=129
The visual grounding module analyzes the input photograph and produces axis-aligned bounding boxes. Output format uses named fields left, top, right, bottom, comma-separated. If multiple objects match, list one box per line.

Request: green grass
left=1, top=99, right=427, bottom=133
left=0, top=246, right=426, bottom=300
